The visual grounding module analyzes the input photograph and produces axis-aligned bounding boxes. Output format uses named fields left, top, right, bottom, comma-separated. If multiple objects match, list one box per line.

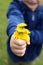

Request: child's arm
left=30, top=19, right=43, bottom=44
left=6, top=1, right=24, bottom=37
left=6, top=1, right=28, bottom=57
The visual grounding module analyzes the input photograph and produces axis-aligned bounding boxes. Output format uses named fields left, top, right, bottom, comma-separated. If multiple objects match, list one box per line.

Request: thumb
left=26, top=40, right=30, bottom=45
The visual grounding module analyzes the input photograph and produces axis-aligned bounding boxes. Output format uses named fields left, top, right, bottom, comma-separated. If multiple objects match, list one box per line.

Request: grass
left=0, top=0, right=43, bottom=65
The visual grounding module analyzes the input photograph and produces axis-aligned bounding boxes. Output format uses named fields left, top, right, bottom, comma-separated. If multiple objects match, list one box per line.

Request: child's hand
left=10, top=37, right=27, bottom=57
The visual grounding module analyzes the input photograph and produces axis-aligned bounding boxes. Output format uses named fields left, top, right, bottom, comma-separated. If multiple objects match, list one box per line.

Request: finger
left=26, top=40, right=30, bottom=45
left=14, top=39, right=26, bottom=46
left=15, top=51, right=25, bottom=57
left=14, top=47, right=26, bottom=54
left=13, top=43, right=26, bottom=50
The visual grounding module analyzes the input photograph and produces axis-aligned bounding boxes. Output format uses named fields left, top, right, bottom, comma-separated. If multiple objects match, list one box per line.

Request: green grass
left=0, top=0, right=11, bottom=65
left=0, top=0, right=43, bottom=65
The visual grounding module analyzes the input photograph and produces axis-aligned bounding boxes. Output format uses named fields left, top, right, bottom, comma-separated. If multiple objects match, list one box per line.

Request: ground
left=0, top=0, right=43, bottom=65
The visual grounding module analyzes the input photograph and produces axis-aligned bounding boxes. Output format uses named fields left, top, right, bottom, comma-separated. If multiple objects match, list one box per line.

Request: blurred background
left=0, top=0, right=43, bottom=65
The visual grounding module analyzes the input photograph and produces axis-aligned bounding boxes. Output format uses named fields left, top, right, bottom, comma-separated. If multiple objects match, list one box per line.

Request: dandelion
left=12, top=23, right=30, bottom=41
left=17, top=23, right=27, bottom=27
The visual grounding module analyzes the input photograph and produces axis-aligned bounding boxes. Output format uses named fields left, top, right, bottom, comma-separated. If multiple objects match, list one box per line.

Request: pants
left=8, top=55, right=32, bottom=65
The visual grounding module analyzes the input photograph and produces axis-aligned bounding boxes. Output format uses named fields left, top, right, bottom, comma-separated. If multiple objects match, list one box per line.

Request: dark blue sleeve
left=30, top=30, right=43, bottom=44
left=6, top=2, right=24, bottom=37
left=30, top=16, right=43, bottom=44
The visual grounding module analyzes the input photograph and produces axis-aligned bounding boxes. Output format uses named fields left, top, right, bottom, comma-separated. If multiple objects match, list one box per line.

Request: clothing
left=6, top=0, right=43, bottom=62
left=8, top=55, right=32, bottom=65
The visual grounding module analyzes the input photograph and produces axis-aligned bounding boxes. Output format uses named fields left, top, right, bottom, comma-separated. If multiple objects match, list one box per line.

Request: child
left=6, top=0, right=43, bottom=65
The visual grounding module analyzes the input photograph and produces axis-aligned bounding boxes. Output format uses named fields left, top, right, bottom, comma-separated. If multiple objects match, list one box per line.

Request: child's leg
left=8, top=55, right=32, bottom=65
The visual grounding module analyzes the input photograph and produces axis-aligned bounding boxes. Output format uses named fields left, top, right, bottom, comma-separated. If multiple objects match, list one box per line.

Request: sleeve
left=6, top=1, right=25, bottom=37
left=30, top=16, right=43, bottom=45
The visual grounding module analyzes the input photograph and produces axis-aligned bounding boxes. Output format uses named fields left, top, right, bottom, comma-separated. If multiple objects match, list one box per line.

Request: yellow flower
left=16, top=27, right=30, bottom=34
left=17, top=23, right=27, bottom=27
left=12, top=32, right=30, bottom=41
left=18, top=33, right=30, bottom=41
left=12, top=31, right=19, bottom=39
left=12, top=23, right=30, bottom=41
